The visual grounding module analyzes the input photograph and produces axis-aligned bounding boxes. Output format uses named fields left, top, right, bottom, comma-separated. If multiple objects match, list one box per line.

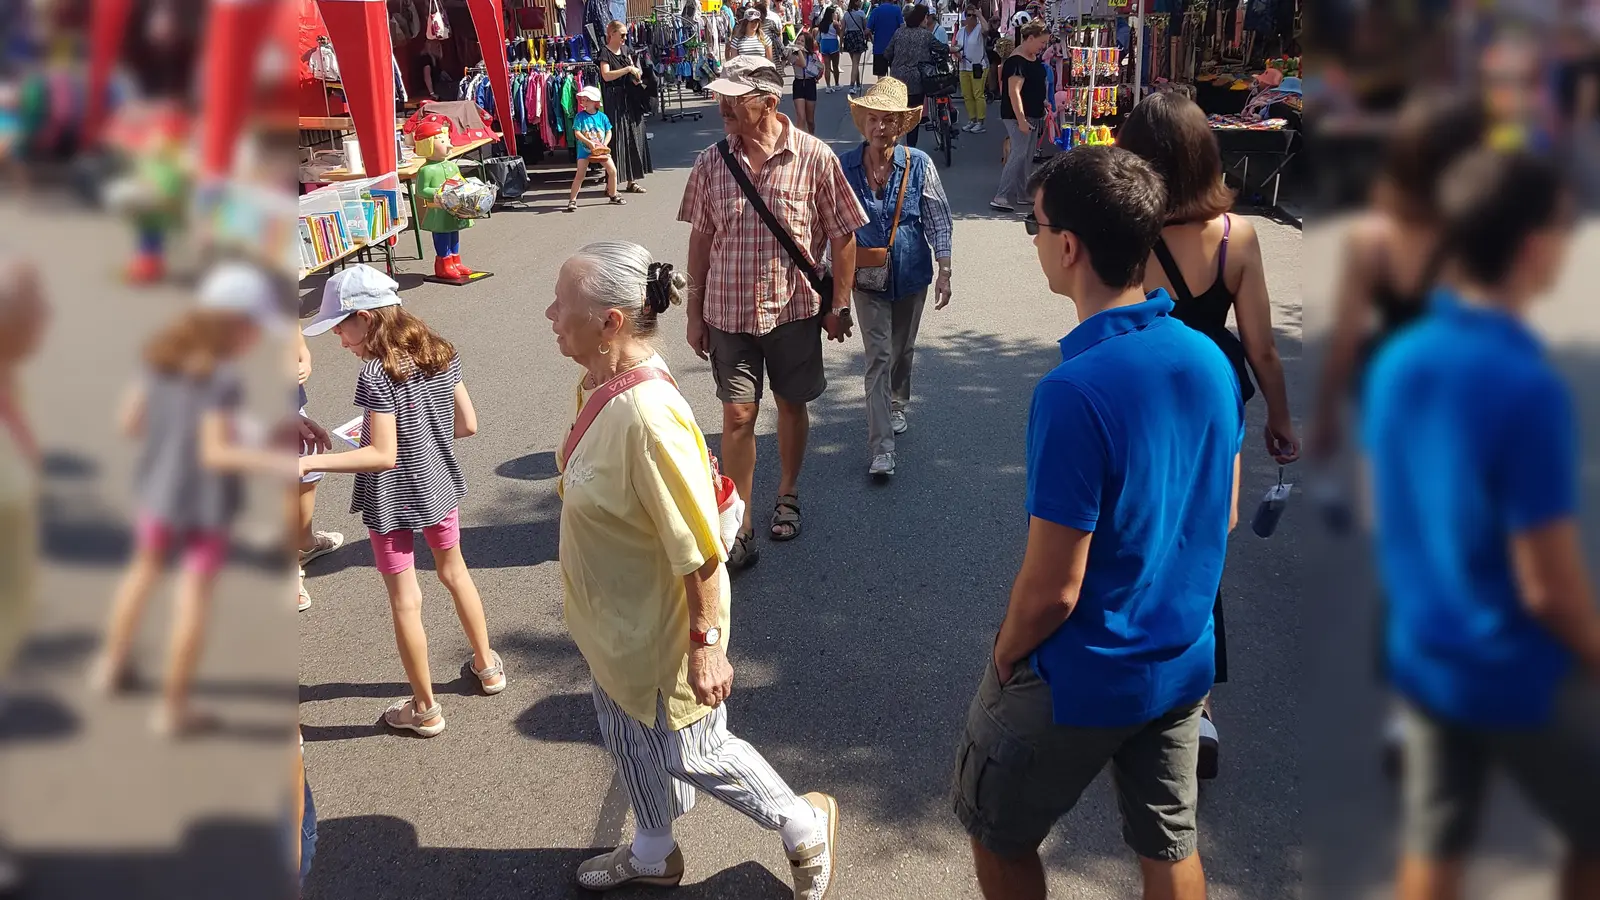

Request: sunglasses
left=1023, top=217, right=1069, bottom=236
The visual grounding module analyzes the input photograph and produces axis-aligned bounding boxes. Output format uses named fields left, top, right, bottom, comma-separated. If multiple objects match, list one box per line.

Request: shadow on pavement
left=0, top=693, right=80, bottom=743
left=299, top=670, right=481, bottom=705
left=516, top=691, right=601, bottom=745
left=19, top=818, right=292, bottom=900
left=496, top=450, right=560, bottom=481
left=305, top=815, right=791, bottom=899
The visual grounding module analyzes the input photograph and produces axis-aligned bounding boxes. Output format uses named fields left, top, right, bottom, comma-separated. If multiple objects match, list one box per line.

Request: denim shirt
left=841, top=143, right=934, bottom=299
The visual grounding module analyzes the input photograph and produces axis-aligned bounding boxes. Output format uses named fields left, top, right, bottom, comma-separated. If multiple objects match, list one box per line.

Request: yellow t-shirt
left=557, top=358, right=731, bottom=731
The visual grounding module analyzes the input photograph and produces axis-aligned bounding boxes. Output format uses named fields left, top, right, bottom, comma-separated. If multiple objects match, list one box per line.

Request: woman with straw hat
left=839, top=78, right=954, bottom=478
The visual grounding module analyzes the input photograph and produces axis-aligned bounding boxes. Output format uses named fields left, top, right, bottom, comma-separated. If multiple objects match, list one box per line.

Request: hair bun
left=646, top=262, right=676, bottom=315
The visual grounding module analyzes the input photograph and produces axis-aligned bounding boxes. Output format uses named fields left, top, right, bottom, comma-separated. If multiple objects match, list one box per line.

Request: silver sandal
left=469, top=651, right=507, bottom=695
left=384, top=698, right=445, bottom=737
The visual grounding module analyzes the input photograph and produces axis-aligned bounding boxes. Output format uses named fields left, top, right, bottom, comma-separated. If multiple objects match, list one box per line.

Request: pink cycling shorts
left=368, top=508, right=461, bottom=575
left=135, top=515, right=230, bottom=576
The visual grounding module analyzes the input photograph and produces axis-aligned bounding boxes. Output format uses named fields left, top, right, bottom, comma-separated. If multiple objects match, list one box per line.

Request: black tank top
left=1353, top=250, right=1441, bottom=398
left=1152, top=214, right=1256, bottom=403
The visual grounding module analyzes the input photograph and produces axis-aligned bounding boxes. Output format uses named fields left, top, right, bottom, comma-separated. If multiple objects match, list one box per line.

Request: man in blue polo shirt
left=1362, top=150, right=1600, bottom=898
left=952, top=145, right=1242, bottom=900
left=867, top=0, right=903, bottom=79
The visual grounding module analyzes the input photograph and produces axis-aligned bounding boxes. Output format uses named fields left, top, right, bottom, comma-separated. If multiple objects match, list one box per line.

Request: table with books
left=296, top=172, right=409, bottom=281
left=302, top=136, right=496, bottom=266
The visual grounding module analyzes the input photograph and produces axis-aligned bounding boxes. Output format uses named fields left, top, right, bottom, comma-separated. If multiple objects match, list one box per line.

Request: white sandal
left=384, top=698, right=445, bottom=737
left=469, top=651, right=507, bottom=695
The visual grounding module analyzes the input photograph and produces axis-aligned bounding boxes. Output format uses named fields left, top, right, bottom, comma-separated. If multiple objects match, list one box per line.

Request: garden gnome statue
left=412, top=119, right=474, bottom=281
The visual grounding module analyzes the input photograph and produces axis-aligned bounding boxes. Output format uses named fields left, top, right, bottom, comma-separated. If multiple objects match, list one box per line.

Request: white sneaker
left=788, top=793, right=839, bottom=900
left=869, top=453, right=896, bottom=476
left=971, top=123, right=987, bottom=133
left=890, top=409, right=908, bottom=435
left=989, top=198, right=1014, bottom=211
left=299, top=530, right=345, bottom=565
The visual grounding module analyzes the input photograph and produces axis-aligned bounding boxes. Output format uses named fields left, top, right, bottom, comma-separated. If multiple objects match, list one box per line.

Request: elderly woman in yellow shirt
left=547, top=241, right=839, bottom=898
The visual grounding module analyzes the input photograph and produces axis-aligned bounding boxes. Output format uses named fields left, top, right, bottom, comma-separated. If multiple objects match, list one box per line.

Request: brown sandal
left=771, top=494, right=801, bottom=541
left=728, top=530, right=760, bottom=571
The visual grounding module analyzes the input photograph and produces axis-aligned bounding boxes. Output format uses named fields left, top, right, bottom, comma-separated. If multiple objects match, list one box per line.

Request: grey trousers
left=855, top=288, right=929, bottom=457
left=996, top=117, right=1044, bottom=205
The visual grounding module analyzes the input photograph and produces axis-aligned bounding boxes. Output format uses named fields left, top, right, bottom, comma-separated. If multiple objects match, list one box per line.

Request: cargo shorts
left=1401, top=677, right=1600, bottom=859
left=952, top=658, right=1204, bottom=861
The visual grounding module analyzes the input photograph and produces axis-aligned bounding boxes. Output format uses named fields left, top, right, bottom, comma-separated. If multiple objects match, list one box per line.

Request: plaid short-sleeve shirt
left=678, top=115, right=869, bottom=337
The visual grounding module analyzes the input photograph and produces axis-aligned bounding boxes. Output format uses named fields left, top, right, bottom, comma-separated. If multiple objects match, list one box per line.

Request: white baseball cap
left=303, top=264, right=402, bottom=336
left=198, top=262, right=287, bottom=332
left=578, top=85, right=603, bottom=103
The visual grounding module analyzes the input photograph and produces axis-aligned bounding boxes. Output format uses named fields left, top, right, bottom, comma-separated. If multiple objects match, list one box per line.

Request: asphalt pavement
left=289, top=88, right=1305, bottom=900
left=7, top=84, right=1319, bottom=899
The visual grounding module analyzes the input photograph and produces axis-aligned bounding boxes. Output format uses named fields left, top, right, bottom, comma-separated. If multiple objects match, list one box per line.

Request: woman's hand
left=688, top=646, right=734, bottom=707
left=934, top=268, right=952, bottom=309
left=1265, top=416, right=1301, bottom=465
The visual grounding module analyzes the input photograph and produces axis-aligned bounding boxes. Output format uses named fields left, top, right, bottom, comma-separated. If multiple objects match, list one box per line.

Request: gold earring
left=599, top=342, right=612, bottom=355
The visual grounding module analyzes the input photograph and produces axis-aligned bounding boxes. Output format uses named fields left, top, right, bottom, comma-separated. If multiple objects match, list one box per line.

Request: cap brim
left=301, top=312, right=350, bottom=337
left=707, top=78, right=757, bottom=97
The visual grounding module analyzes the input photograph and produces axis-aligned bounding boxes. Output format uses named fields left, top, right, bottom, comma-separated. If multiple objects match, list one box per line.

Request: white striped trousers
left=591, top=682, right=803, bottom=832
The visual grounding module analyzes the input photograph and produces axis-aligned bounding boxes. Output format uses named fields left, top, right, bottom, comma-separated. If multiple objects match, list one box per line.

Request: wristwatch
left=691, top=627, right=722, bottom=648
left=831, top=305, right=853, bottom=325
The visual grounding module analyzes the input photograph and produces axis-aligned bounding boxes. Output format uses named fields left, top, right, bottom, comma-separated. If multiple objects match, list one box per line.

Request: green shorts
left=952, top=658, right=1204, bottom=861
left=708, top=316, right=827, bottom=406
left=1401, top=678, right=1600, bottom=859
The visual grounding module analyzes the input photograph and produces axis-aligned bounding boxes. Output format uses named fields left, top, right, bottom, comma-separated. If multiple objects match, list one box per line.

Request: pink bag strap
left=561, top=366, right=678, bottom=467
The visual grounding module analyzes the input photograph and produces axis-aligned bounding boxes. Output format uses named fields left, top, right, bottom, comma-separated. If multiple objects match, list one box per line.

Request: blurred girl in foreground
left=93, top=264, right=292, bottom=736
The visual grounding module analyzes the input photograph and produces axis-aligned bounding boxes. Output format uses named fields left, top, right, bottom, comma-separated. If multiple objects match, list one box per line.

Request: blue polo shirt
left=868, top=2, right=903, bottom=55
left=1362, top=290, right=1577, bottom=729
left=1027, top=291, right=1244, bottom=728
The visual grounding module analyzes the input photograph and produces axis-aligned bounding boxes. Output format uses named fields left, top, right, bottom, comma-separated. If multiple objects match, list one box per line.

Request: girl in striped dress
left=300, top=265, right=503, bottom=738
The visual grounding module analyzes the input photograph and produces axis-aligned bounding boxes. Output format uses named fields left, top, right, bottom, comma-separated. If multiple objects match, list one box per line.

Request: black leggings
left=905, top=92, right=925, bottom=148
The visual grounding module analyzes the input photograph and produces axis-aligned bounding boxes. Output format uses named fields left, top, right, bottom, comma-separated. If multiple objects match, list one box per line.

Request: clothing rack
left=652, top=3, right=704, bottom=122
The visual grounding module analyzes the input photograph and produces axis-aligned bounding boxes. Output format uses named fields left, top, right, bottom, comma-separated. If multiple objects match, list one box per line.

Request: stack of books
left=299, top=211, right=351, bottom=272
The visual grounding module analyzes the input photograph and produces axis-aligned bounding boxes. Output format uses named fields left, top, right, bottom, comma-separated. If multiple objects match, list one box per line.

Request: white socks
left=779, top=799, right=822, bottom=852
left=631, top=826, right=675, bottom=869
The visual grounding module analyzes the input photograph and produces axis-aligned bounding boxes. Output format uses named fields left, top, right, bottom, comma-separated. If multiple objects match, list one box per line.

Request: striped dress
left=350, top=355, right=466, bottom=534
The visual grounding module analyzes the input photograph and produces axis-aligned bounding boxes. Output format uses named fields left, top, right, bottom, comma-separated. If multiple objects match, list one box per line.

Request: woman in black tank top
left=1121, top=93, right=1301, bottom=465
left=1309, top=91, right=1485, bottom=463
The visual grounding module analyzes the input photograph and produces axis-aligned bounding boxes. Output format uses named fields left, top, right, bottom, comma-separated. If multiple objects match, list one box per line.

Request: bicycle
left=928, top=91, right=958, bottom=168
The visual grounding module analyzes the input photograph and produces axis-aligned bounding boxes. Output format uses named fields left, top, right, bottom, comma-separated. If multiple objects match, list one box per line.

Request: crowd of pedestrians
left=16, top=17, right=1593, bottom=900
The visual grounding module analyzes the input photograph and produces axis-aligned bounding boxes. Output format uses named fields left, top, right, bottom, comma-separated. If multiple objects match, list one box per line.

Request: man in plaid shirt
left=679, top=55, right=869, bottom=570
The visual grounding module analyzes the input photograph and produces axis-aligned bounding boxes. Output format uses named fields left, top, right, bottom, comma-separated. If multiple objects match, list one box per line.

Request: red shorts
left=136, top=515, right=230, bottom=575
left=367, top=508, right=462, bottom=575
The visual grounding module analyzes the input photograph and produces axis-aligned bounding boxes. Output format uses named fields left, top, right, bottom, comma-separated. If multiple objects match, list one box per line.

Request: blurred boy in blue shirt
left=1363, top=149, right=1600, bottom=898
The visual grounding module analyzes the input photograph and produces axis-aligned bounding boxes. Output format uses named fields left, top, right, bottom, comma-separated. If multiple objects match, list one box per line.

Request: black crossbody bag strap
left=716, top=139, right=829, bottom=297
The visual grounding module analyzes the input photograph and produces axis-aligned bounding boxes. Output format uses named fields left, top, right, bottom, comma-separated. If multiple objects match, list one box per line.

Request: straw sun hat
left=848, top=78, right=923, bottom=139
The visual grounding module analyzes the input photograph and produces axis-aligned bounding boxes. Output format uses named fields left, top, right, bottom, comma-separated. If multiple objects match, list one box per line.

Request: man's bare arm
left=992, top=516, right=1093, bottom=678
